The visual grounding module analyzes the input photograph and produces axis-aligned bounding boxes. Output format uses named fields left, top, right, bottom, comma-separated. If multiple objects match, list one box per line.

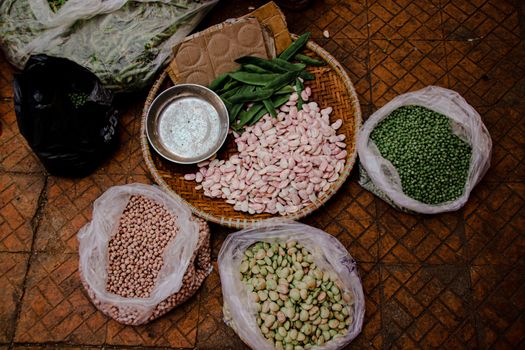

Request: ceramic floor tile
left=34, top=175, right=127, bottom=253
left=0, top=173, right=45, bottom=252
left=445, top=40, right=525, bottom=108
left=347, top=262, right=383, bottom=350
left=441, top=0, right=520, bottom=42
left=464, top=181, right=525, bottom=265
left=381, top=264, right=478, bottom=349
left=0, top=252, right=29, bottom=342
left=0, top=102, right=44, bottom=173
left=378, top=201, right=467, bottom=264
left=196, top=265, right=250, bottom=350
left=14, top=252, right=107, bottom=344
left=105, top=293, right=200, bottom=348
left=370, top=39, right=448, bottom=107
left=470, top=261, right=525, bottom=349
left=368, top=0, right=443, bottom=40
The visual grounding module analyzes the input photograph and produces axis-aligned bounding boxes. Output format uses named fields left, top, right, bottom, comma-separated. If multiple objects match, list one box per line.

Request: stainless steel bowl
left=146, top=84, right=229, bottom=164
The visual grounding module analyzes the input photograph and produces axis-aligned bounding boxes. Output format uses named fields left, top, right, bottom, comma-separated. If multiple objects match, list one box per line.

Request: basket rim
left=140, top=36, right=363, bottom=228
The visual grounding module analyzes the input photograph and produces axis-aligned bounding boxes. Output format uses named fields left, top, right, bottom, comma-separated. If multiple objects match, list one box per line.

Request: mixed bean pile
left=106, top=195, right=179, bottom=298
left=185, top=89, right=347, bottom=215
left=370, top=105, right=472, bottom=204
left=241, top=241, right=354, bottom=349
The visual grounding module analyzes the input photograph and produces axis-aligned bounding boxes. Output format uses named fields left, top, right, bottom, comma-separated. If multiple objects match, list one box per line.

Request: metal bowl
left=146, top=84, right=229, bottom=164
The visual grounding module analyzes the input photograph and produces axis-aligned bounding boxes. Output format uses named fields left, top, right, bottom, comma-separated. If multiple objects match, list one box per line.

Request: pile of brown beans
left=81, top=193, right=212, bottom=326
left=106, top=195, right=178, bottom=298
left=184, top=88, right=347, bottom=215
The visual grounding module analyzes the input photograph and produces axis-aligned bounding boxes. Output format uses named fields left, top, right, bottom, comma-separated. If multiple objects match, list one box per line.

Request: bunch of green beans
left=370, top=105, right=472, bottom=205
left=241, top=241, right=354, bottom=350
left=209, top=32, right=326, bottom=131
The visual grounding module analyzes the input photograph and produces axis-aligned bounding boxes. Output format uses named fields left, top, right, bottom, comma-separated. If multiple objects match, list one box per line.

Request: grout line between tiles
left=9, top=175, right=48, bottom=350
left=364, top=2, right=388, bottom=350
left=517, top=0, right=525, bottom=40
left=457, top=204, right=485, bottom=348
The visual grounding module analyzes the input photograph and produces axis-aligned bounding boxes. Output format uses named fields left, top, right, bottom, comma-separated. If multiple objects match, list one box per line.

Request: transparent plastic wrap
left=77, top=183, right=201, bottom=325
left=357, top=86, right=492, bottom=214
left=0, top=0, right=218, bottom=92
left=218, top=220, right=365, bottom=350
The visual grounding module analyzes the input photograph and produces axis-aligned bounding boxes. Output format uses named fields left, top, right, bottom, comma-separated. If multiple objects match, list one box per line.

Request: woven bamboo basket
left=141, top=38, right=362, bottom=228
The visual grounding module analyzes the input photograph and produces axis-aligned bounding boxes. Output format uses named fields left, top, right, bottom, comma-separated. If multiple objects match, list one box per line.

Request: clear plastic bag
left=0, top=0, right=218, bottom=92
left=357, top=86, right=492, bottom=214
left=218, top=220, right=365, bottom=350
left=77, top=183, right=200, bottom=325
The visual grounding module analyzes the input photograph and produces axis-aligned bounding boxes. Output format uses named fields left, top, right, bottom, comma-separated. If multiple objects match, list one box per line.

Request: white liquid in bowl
left=158, top=97, right=221, bottom=160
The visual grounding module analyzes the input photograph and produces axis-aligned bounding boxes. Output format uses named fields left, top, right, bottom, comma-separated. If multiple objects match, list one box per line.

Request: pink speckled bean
left=335, top=150, right=347, bottom=160
left=301, top=90, right=309, bottom=102
left=305, top=86, right=311, bottom=96
left=331, top=119, right=342, bottom=130
left=302, top=102, right=310, bottom=112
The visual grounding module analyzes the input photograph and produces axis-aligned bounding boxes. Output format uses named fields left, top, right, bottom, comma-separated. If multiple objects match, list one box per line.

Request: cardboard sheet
left=170, top=18, right=269, bottom=86
left=168, top=1, right=292, bottom=85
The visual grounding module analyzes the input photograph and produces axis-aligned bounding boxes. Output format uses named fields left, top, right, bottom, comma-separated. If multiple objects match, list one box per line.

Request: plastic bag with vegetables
left=357, top=86, right=492, bottom=214
left=14, top=54, right=118, bottom=177
left=218, top=221, right=365, bottom=350
left=0, top=0, right=218, bottom=92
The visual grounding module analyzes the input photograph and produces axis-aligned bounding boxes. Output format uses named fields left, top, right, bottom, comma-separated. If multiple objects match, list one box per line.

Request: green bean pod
left=272, top=93, right=292, bottom=109
left=271, top=58, right=306, bottom=72
left=220, top=86, right=243, bottom=100
left=235, top=56, right=288, bottom=73
left=279, top=32, right=311, bottom=61
left=229, top=103, right=243, bottom=123
left=295, top=78, right=304, bottom=110
left=229, top=71, right=280, bottom=86
left=262, top=99, right=277, bottom=118
left=298, top=71, right=315, bottom=81
left=248, top=107, right=271, bottom=126
left=263, top=71, right=300, bottom=92
left=274, top=85, right=295, bottom=95
left=293, top=54, right=326, bottom=66
left=216, top=79, right=241, bottom=94
left=234, top=103, right=265, bottom=130
left=241, top=64, right=272, bottom=74
left=209, top=73, right=230, bottom=91
left=229, top=88, right=274, bottom=104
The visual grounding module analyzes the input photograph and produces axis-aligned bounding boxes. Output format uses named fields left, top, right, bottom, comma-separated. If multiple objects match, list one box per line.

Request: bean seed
left=290, top=288, right=301, bottom=301
left=328, top=319, right=339, bottom=329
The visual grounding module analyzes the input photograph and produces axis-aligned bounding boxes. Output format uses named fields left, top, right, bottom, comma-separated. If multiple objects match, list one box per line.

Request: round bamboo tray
left=141, top=38, right=362, bottom=228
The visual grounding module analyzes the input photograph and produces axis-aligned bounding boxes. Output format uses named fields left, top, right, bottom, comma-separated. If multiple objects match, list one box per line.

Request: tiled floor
left=0, top=0, right=523, bottom=349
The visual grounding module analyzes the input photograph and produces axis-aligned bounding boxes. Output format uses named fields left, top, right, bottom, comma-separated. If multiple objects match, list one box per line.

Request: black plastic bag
left=14, top=55, right=118, bottom=177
